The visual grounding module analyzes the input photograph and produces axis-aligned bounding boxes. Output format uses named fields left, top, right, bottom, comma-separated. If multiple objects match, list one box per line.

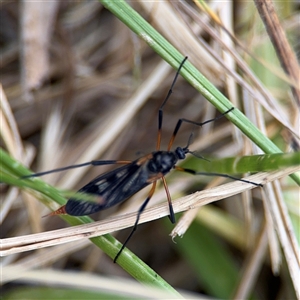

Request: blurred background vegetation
left=1, top=1, right=299, bottom=299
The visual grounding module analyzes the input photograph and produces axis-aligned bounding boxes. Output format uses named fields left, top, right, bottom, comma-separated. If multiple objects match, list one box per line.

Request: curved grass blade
left=183, top=152, right=300, bottom=175
left=99, top=0, right=299, bottom=185
left=0, top=149, right=182, bottom=297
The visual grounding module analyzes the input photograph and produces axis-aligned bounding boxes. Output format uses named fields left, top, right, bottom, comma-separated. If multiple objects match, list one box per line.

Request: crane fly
left=23, top=57, right=262, bottom=262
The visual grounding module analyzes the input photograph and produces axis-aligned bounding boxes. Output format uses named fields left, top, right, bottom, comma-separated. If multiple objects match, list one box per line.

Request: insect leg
left=21, top=160, right=132, bottom=178
left=161, top=176, right=175, bottom=223
left=175, top=166, right=263, bottom=187
left=114, top=181, right=157, bottom=263
left=156, top=56, right=188, bottom=150
left=168, top=108, right=234, bottom=150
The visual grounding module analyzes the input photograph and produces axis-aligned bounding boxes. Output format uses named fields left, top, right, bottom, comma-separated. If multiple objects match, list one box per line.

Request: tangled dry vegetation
left=1, top=1, right=299, bottom=299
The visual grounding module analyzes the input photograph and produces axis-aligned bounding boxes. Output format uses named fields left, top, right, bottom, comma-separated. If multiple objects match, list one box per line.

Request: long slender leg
left=156, top=57, right=188, bottom=150
left=21, top=160, right=132, bottom=178
left=175, top=166, right=263, bottom=187
left=114, top=181, right=157, bottom=263
left=161, top=176, right=175, bottom=223
left=168, top=108, right=234, bottom=150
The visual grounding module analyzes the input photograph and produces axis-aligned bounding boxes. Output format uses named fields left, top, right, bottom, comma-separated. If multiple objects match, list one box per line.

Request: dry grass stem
left=1, top=166, right=298, bottom=257
left=1, top=1, right=298, bottom=298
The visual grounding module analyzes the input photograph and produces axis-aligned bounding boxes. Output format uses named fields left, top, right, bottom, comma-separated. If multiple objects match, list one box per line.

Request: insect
left=24, top=57, right=261, bottom=262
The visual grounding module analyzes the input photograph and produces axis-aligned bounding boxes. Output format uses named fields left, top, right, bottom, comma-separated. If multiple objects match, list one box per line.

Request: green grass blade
left=165, top=219, right=240, bottom=299
left=183, top=152, right=300, bottom=174
left=99, top=0, right=299, bottom=185
left=0, top=148, right=182, bottom=297
left=4, top=287, right=129, bottom=300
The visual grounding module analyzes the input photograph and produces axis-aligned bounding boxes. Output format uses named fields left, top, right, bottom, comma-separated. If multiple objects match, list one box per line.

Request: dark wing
left=65, top=160, right=151, bottom=216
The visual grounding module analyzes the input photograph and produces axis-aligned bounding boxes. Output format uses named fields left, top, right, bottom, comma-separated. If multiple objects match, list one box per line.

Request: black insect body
left=24, top=57, right=261, bottom=262
left=64, top=150, right=182, bottom=217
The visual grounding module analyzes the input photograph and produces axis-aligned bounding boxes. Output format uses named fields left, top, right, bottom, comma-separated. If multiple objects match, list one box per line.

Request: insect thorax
left=147, top=151, right=179, bottom=175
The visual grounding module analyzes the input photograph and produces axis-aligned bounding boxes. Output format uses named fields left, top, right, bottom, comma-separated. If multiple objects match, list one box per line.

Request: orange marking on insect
left=147, top=172, right=164, bottom=183
left=43, top=205, right=67, bottom=217
left=136, top=153, right=153, bottom=166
